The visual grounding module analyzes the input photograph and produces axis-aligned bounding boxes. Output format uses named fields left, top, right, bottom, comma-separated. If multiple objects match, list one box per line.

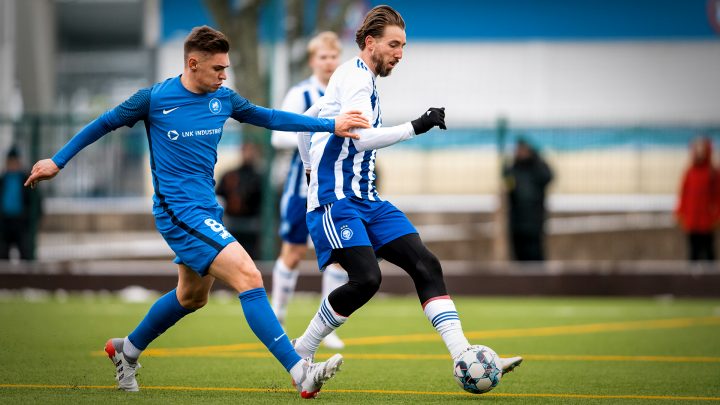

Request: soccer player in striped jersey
left=292, top=6, right=523, bottom=376
left=270, top=32, right=348, bottom=350
left=23, top=26, right=370, bottom=399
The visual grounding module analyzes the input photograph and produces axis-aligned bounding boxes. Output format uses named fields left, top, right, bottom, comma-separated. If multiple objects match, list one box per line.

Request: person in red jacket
left=675, top=136, right=720, bottom=261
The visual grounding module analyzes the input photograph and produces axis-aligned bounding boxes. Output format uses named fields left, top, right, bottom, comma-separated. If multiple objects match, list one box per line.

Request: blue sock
left=128, top=289, right=194, bottom=350
left=239, top=288, right=302, bottom=371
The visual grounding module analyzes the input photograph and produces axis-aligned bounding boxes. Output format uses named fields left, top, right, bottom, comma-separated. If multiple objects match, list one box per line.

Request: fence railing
left=3, top=115, right=718, bottom=260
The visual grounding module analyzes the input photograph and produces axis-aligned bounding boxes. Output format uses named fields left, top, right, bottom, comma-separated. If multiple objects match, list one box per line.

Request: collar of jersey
left=175, top=74, right=222, bottom=98
left=309, top=75, right=328, bottom=93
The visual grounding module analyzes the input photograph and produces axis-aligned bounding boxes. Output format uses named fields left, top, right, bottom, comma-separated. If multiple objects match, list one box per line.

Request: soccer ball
left=453, top=345, right=502, bottom=394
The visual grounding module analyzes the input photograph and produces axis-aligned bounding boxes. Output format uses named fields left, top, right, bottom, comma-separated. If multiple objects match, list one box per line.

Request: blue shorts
left=279, top=194, right=309, bottom=244
left=154, top=205, right=236, bottom=276
left=307, top=197, right=417, bottom=270
left=279, top=153, right=309, bottom=244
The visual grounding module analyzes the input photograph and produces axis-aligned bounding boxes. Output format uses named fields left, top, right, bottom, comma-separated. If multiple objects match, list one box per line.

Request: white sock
left=289, top=358, right=306, bottom=382
left=423, top=296, right=470, bottom=359
left=295, top=298, right=347, bottom=358
left=321, top=264, right=348, bottom=298
left=271, top=259, right=299, bottom=324
left=123, top=336, right=142, bottom=361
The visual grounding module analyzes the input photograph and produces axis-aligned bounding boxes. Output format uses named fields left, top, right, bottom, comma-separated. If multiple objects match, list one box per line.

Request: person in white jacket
left=270, top=31, right=347, bottom=349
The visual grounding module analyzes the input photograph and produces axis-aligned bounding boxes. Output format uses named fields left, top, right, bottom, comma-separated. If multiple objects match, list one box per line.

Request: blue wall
left=162, top=0, right=720, bottom=42
left=383, top=0, right=719, bottom=40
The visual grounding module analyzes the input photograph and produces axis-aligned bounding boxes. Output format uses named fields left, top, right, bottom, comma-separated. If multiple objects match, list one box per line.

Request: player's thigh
left=366, top=201, right=418, bottom=250
left=207, top=241, right=263, bottom=293
left=155, top=207, right=236, bottom=276
left=306, top=200, right=371, bottom=269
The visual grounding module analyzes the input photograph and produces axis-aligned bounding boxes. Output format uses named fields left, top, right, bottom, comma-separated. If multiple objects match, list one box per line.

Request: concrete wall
left=377, top=41, right=720, bottom=126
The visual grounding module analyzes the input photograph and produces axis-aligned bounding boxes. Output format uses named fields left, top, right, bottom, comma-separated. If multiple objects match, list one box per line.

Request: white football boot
left=292, top=354, right=343, bottom=399
left=498, top=356, right=523, bottom=375
left=104, top=338, right=141, bottom=392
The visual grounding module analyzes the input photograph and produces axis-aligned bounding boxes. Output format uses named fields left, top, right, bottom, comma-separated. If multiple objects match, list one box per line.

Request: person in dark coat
left=1, top=146, right=42, bottom=260
left=675, top=136, right=719, bottom=261
left=503, top=138, right=553, bottom=261
left=216, top=142, right=263, bottom=259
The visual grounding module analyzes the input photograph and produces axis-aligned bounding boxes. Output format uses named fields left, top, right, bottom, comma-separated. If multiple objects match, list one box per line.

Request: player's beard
left=372, top=51, right=394, bottom=77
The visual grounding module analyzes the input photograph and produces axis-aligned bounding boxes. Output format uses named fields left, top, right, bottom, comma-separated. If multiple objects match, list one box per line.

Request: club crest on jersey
left=340, top=224, right=353, bottom=241
left=167, top=130, right=179, bottom=141
left=209, top=98, right=222, bottom=114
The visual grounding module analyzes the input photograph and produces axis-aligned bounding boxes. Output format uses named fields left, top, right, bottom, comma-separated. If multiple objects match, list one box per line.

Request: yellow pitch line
left=342, top=316, right=720, bottom=346
left=2, top=384, right=720, bottom=401
left=96, top=349, right=720, bottom=363
left=521, top=354, right=720, bottom=363
left=146, top=342, right=266, bottom=354
left=89, top=316, right=720, bottom=357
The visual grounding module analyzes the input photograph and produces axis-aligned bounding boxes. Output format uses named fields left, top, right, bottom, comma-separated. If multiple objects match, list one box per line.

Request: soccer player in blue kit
left=24, top=26, right=369, bottom=399
left=292, top=5, right=523, bottom=378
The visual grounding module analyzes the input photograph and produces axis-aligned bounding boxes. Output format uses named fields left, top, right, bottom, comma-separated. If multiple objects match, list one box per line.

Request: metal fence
left=4, top=115, right=719, bottom=198
left=3, top=115, right=719, bottom=261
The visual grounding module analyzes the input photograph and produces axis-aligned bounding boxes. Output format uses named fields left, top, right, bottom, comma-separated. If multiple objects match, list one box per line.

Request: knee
left=282, top=248, right=305, bottom=269
left=177, top=290, right=209, bottom=310
left=355, top=269, right=382, bottom=295
left=283, top=256, right=301, bottom=270
left=244, top=267, right=264, bottom=289
left=418, top=251, right=443, bottom=279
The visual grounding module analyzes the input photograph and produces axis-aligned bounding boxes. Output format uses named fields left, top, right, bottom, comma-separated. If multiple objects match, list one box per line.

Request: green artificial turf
left=1, top=292, right=718, bottom=404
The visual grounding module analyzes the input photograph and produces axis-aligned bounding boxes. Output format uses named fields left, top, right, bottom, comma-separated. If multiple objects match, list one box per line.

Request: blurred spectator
left=503, top=138, right=554, bottom=261
left=675, top=136, right=720, bottom=262
left=1, top=146, right=42, bottom=260
left=216, top=142, right=263, bottom=259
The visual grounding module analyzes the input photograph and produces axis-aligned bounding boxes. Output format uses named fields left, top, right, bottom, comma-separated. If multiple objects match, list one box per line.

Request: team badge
left=340, top=224, right=353, bottom=241
left=209, top=98, right=222, bottom=114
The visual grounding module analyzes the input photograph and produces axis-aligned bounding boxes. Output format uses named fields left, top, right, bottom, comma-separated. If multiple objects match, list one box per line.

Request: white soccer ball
left=453, top=345, right=502, bottom=394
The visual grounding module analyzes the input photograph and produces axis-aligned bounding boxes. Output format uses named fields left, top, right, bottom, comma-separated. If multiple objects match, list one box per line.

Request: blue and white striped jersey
left=307, top=57, right=382, bottom=210
left=304, top=57, right=415, bottom=211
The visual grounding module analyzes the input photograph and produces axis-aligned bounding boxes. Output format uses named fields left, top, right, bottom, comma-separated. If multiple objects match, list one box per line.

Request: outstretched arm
left=270, top=86, right=309, bottom=149
left=25, top=88, right=150, bottom=188
left=351, top=107, right=446, bottom=152
left=230, top=92, right=366, bottom=139
left=335, top=70, right=445, bottom=151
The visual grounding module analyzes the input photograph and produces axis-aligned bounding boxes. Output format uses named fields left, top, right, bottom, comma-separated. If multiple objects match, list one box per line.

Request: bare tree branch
left=205, top=0, right=267, bottom=107
left=288, top=0, right=359, bottom=84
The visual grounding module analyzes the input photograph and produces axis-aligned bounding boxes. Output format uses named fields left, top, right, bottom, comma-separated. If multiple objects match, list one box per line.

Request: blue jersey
left=53, top=75, right=336, bottom=216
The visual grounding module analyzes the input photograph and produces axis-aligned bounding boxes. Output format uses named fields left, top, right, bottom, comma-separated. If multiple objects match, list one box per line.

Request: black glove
left=411, top=107, right=446, bottom=135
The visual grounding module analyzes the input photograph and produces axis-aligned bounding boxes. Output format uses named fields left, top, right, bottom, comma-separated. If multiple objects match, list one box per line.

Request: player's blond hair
left=307, top=31, right=341, bottom=59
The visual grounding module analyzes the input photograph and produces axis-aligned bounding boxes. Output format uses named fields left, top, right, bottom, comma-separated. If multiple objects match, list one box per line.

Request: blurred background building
left=1, top=1, right=720, bottom=292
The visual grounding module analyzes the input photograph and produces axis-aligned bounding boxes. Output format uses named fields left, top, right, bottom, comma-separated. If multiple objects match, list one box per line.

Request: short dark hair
left=6, top=146, right=19, bottom=159
left=355, top=5, right=405, bottom=50
left=184, top=26, right=230, bottom=61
